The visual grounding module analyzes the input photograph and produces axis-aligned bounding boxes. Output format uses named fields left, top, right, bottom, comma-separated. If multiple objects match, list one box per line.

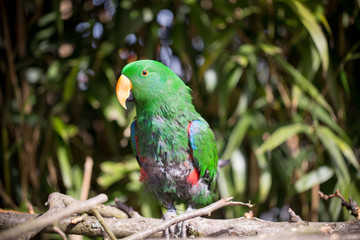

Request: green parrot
left=116, top=60, right=218, bottom=237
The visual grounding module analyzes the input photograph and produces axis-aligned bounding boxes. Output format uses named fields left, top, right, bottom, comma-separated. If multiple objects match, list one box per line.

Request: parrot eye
left=141, top=70, right=149, bottom=76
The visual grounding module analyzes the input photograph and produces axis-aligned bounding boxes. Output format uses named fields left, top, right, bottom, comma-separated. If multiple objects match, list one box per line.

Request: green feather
left=122, top=60, right=218, bottom=205
left=123, top=60, right=200, bottom=162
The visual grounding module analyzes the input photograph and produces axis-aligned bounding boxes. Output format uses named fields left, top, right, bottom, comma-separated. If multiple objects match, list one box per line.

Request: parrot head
left=116, top=60, right=191, bottom=112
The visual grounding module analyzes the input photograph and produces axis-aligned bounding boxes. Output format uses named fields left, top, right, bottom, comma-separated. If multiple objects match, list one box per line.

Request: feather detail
left=186, top=167, right=199, bottom=186
left=119, top=60, right=218, bottom=207
left=187, top=121, right=199, bottom=186
left=139, top=167, right=148, bottom=182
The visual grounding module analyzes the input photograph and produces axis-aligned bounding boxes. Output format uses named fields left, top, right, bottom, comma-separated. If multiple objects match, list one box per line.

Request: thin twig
left=53, top=226, right=68, bottom=240
left=319, top=189, right=360, bottom=219
left=0, top=193, right=108, bottom=240
left=115, top=198, right=141, bottom=218
left=122, top=197, right=253, bottom=240
left=80, top=156, right=93, bottom=201
left=91, top=207, right=117, bottom=240
left=69, top=156, right=94, bottom=240
left=98, top=204, right=128, bottom=219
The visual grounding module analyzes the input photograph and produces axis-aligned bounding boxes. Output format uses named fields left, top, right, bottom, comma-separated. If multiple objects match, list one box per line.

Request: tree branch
left=1, top=212, right=360, bottom=239
left=0, top=193, right=108, bottom=240
left=91, top=207, right=117, bottom=240
left=1, top=192, right=360, bottom=239
left=115, top=198, right=141, bottom=218
left=123, top=197, right=254, bottom=240
left=319, top=189, right=360, bottom=219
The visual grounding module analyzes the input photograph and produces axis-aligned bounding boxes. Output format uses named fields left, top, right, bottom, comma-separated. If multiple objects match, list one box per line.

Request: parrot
left=116, top=60, right=218, bottom=237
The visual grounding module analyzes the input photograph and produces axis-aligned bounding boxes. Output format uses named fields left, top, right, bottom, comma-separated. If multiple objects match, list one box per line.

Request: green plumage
left=121, top=60, right=218, bottom=207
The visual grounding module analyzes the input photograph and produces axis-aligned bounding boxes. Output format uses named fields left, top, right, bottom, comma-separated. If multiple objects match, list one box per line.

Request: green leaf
left=253, top=144, right=271, bottom=202
left=97, top=159, right=139, bottom=189
left=275, top=55, right=334, bottom=116
left=294, top=166, right=334, bottom=193
left=46, top=60, right=60, bottom=81
left=298, top=96, right=350, bottom=143
left=259, top=43, right=283, bottom=55
left=38, top=12, right=57, bottom=27
left=63, top=66, right=79, bottom=104
left=67, top=165, right=83, bottom=199
left=51, top=117, right=78, bottom=142
left=103, top=96, right=127, bottom=127
left=257, top=123, right=312, bottom=154
left=285, top=0, right=329, bottom=72
left=329, top=184, right=342, bottom=221
left=56, top=140, right=73, bottom=189
left=339, top=70, right=350, bottom=98
left=230, top=149, right=246, bottom=195
left=217, top=167, right=233, bottom=199
left=227, top=66, right=243, bottom=91
left=317, top=126, right=360, bottom=172
left=34, top=27, right=56, bottom=41
left=222, top=112, right=252, bottom=159
left=328, top=181, right=360, bottom=221
left=200, top=28, right=235, bottom=76
left=316, top=126, right=351, bottom=184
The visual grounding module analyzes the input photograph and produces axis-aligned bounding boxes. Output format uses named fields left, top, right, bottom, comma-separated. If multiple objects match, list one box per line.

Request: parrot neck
left=135, top=87, right=197, bottom=121
left=135, top=99, right=196, bottom=121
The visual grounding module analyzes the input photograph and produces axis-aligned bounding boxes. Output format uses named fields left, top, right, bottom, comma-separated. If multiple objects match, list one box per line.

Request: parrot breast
left=132, top=114, right=212, bottom=205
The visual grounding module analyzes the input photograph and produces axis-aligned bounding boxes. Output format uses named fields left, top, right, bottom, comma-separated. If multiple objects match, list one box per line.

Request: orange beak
left=116, top=75, right=132, bottom=109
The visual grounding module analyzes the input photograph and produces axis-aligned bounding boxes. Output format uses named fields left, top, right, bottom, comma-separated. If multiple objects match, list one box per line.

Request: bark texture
left=1, top=212, right=360, bottom=239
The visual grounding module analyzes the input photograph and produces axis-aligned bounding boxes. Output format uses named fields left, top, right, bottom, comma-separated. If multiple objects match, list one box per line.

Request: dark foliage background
left=1, top=0, right=360, bottom=229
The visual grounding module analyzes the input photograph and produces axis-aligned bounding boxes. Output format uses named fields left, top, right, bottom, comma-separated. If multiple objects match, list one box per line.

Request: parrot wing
left=130, top=120, right=141, bottom=166
left=188, top=119, right=218, bottom=185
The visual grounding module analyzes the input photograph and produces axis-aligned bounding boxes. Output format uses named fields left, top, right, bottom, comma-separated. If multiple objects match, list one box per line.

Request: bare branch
left=1, top=193, right=360, bottom=239
left=80, top=156, right=93, bottom=201
left=91, top=207, right=117, bottom=240
left=319, top=189, right=360, bottom=219
left=53, top=226, right=68, bottom=240
left=1, top=211, right=360, bottom=239
left=115, top=198, right=142, bottom=218
left=0, top=193, right=108, bottom=240
left=122, top=197, right=254, bottom=240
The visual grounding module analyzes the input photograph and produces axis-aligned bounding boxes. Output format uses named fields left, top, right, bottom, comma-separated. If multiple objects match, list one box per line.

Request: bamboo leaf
left=200, top=28, right=235, bottom=76
left=56, top=140, right=73, bottom=189
left=339, top=70, right=350, bottom=98
left=63, top=66, right=79, bottom=104
left=285, top=0, right=329, bottom=72
left=259, top=43, right=283, bottom=55
left=294, top=166, right=334, bottom=193
left=275, top=55, right=334, bottom=117
left=298, top=96, right=350, bottom=143
left=51, top=117, right=78, bottom=142
left=257, top=123, right=312, bottom=154
left=254, top=144, right=271, bottom=202
left=316, top=126, right=350, bottom=184
left=222, top=112, right=252, bottom=160
left=230, top=149, right=246, bottom=195
left=317, top=126, right=360, bottom=171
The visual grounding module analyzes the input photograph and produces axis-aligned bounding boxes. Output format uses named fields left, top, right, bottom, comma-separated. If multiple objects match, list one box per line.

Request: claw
left=163, top=209, right=178, bottom=239
left=181, top=206, right=196, bottom=238
left=181, top=220, right=188, bottom=239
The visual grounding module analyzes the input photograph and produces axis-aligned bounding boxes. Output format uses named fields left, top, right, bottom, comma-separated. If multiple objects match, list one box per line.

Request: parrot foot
left=180, top=206, right=196, bottom=238
left=162, top=209, right=180, bottom=239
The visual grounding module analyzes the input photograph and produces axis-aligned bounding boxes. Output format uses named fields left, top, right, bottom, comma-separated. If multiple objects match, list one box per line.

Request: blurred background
left=1, top=0, right=360, bottom=228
